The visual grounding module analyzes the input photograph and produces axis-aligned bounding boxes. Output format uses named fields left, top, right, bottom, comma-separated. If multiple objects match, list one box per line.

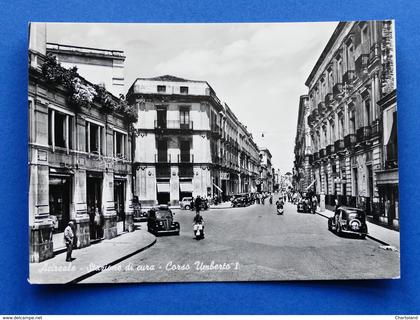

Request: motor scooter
left=193, top=222, right=205, bottom=240
left=276, top=202, right=284, bottom=215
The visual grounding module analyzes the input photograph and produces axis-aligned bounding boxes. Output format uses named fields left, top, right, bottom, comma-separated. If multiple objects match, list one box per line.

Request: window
left=347, top=45, right=354, bottom=70
left=339, top=117, right=345, bottom=139
left=364, top=99, right=371, bottom=126
left=114, top=131, right=127, bottom=159
left=349, top=111, right=356, bottom=134
left=337, top=59, right=343, bottom=82
left=180, top=109, right=190, bottom=127
left=85, top=121, right=103, bottom=155
left=48, top=108, right=73, bottom=150
left=157, top=85, right=166, bottom=93
left=180, top=86, right=189, bottom=94
left=180, top=140, right=191, bottom=162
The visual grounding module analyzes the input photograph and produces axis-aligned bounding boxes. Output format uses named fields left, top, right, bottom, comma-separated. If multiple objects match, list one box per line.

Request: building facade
left=293, top=95, right=312, bottom=193
left=46, top=42, right=126, bottom=97
left=127, top=75, right=260, bottom=206
left=258, top=149, right=273, bottom=192
left=300, top=21, right=398, bottom=228
left=29, top=25, right=135, bottom=262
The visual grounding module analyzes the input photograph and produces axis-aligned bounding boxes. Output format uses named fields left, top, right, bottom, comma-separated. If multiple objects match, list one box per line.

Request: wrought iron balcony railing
left=326, top=144, right=335, bottom=156
left=154, top=120, right=194, bottom=130
left=357, top=126, right=372, bottom=143
left=334, top=139, right=345, bottom=152
left=344, top=134, right=356, bottom=148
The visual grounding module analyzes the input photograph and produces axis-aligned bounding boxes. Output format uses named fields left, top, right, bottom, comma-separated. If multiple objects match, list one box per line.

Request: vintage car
left=180, top=197, right=193, bottom=210
left=147, top=205, right=180, bottom=236
left=297, top=197, right=311, bottom=213
left=231, top=193, right=250, bottom=207
left=328, top=206, right=368, bottom=238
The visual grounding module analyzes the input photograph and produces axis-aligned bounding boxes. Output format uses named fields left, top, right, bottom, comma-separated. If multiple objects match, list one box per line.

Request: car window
left=156, top=211, right=172, bottom=219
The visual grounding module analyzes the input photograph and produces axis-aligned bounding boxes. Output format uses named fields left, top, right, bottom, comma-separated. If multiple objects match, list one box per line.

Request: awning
left=180, top=182, right=193, bottom=192
left=157, top=182, right=170, bottom=193
left=213, top=183, right=223, bottom=193
left=376, top=169, right=399, bottom=185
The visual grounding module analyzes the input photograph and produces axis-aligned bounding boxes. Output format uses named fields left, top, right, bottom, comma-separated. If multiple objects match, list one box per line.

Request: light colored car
left=180, top=197, right=193, bottom=210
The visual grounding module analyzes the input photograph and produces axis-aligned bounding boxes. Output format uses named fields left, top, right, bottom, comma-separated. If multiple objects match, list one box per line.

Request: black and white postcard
left=28, top=21, right=399, bottom=284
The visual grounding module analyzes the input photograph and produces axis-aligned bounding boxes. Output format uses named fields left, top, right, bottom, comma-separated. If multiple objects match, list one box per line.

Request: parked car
left=297, top=197, right=311, bottom=213
left=147, top=205, right=180, bottom=236
left=180, top=197, right=193, bottom=210
left=231, top=193, right=249, bottom=207
left=328, top=206, right=368, bottom=238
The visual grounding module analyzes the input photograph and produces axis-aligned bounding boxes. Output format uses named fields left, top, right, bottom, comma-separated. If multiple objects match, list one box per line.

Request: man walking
left=195, top=196, right=202, bottom=214
left=64, top=221, right=75, bottom=262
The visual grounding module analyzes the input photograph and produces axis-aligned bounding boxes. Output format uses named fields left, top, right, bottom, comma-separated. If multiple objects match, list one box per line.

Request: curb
left=66, top=237, right=157, bottom=284
left=315, top=212, right=390, bottom=246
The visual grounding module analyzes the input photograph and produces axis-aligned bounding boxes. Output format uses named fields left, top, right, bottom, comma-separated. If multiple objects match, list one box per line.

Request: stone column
left=124, top=175, right=134, bottom=232
left=73, top=168, right=90, bottom=248
left=170, top=166, right=180, bottom=206
left=102, top=171, right=117, bottom=239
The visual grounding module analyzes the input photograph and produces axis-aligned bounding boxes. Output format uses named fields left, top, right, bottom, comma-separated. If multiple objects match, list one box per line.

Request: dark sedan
left=328, top=206, right=368, bottom=238
left=147, top=205, right=180, bottom=236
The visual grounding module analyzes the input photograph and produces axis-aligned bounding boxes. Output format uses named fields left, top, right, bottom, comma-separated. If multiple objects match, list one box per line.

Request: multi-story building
left=29, top=24, right=135, bottom=262
left=46, top=42, right=126, bottom=97
left=127, top=75, right=260, bottom=206
left=301, top=20, right=398, bottom=228
left=293, top=95, right=312, bottom=193
left=258, top=148, right=273, bottom=192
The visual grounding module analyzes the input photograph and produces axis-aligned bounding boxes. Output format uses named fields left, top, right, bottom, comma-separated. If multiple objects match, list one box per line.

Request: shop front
left=49, top=168, right=73, bottom=249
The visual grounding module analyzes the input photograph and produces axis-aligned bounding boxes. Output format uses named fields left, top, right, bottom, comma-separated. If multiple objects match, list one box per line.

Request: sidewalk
left=29, top=228, right=156, bottom=284
left=316, top=207, right=400, bottom=250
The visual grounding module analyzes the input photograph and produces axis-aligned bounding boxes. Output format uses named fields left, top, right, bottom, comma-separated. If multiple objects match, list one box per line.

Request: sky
left=47, top=22, right=338, bottom=174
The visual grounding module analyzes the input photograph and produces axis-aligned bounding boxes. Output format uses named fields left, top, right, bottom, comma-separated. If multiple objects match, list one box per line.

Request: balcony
left=155, top=154, right=171, bottom=163
left=325, top=93, right=334, bottom=106
left=317, top=102, right=326, bottom=116
left=371, top=120, right=380, bottom=137
left=342, top=70, right=355, bottom=84
left=326, top=144, right=335, bottom=156
left=334, top=139, right=345, bottom=152
left=356, top=126, right=372, bottom=143
left=177, top=154, right=194, bottom=163
left=154, top=120, right=194, bottom=133
left=344, top=134, right=356, bottom=148
left=211, top=124, right=221, bottom=138
left=332, top=83, right=343, bottom=98
left=319, top=148, right=326, bottom=158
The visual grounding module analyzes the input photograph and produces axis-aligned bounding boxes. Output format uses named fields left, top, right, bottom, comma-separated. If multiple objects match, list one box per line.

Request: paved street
left=83, top=201, right=400, bottom=283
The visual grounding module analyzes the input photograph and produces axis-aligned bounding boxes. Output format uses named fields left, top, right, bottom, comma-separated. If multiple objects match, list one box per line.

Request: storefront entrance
left=87, top=173, right=103, bottom=240
left=114, top=179, right=126, bottom=234
left=49, top=175, right=71, bottom=233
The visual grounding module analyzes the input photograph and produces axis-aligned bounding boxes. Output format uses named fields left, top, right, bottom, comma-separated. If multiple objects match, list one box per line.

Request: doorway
left=87, top=174, right=103, bottom=239
left=114, top=179, right=126, bottom=234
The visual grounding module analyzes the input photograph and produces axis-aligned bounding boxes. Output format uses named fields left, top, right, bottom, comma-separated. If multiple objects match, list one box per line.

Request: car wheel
left=185, top=205, right=190, bottom=210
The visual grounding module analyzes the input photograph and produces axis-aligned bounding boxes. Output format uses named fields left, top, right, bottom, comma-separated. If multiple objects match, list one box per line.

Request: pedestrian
left=195, top=196, right=202, bottom=214
left=190, top=197, right=195, bottom=211
left=64, top=221, right=75, bottom=262
left=334, top=198, right=340, bottom=213
left=94, top=208, right=101, bottom=239
left=312, top=195, right=318, bottom=214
